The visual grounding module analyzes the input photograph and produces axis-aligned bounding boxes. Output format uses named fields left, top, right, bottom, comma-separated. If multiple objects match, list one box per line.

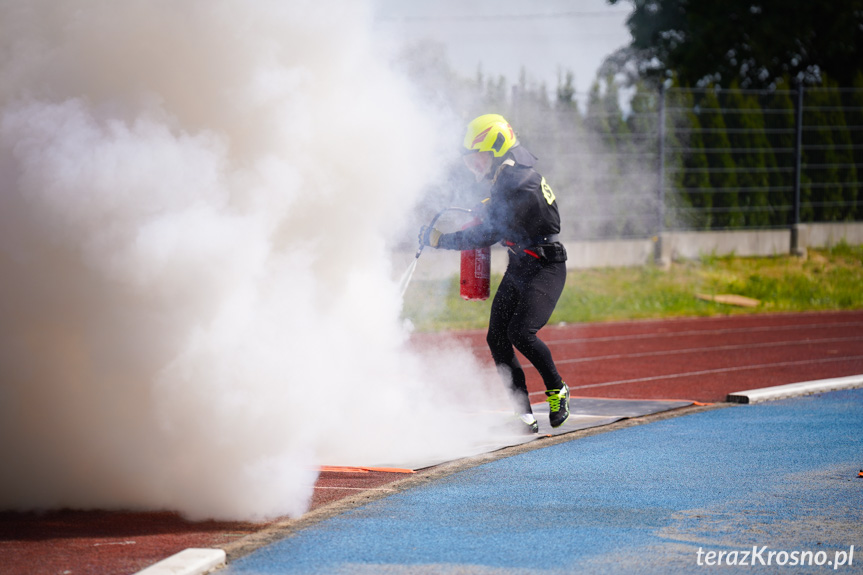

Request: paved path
left=224, top=389, right=863, bottom=574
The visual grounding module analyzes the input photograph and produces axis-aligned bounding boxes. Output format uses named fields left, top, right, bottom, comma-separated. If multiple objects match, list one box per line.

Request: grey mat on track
left=409, top=397, right=693, bottom=470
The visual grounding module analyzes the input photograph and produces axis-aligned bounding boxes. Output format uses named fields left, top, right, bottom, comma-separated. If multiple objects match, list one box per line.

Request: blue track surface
left=225, top=390, right=863, bottom=574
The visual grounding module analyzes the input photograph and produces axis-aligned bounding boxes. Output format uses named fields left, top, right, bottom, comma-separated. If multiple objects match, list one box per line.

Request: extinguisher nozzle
left=413, top=206, right=473, bottom=261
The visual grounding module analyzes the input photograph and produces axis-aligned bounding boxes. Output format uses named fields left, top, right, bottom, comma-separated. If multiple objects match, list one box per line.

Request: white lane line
left=543, top=321, right=863, bottom=346
left=553, top=335, right=863, bottom=365
left=727, top=374, right=863, bottom=403
left=463, top=321, right=863, bottom=352
left=526, top=355, right=863, bottom=394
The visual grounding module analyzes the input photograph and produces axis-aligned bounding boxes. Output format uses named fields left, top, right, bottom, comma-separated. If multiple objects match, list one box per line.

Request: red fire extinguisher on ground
left=460, top=218, right=490, bottom=301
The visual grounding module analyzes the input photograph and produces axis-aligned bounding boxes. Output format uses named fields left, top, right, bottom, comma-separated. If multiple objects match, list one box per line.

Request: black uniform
left=437, top=145, right=567, bottom=415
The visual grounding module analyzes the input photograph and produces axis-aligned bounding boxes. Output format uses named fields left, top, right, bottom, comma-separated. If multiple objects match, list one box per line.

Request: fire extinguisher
left=459, top=217, right=490, bottom=301
left=412, top=206, right=490, bottom=301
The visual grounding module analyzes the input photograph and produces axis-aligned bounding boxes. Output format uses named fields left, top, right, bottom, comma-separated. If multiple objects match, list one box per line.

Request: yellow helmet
left=463, top=114, right=517, bottom=157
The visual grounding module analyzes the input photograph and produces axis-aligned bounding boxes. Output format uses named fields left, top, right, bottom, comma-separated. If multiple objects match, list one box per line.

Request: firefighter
left=420, top=113, right=569, bottom=433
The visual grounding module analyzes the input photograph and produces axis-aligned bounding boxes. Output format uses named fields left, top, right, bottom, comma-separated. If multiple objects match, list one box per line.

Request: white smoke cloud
left=0, top=0, right=509, bottom=522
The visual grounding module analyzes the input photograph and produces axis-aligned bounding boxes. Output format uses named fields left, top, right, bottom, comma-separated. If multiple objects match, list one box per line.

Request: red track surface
left=0, top=511, right=262, bottom=575
left=412, top=310, right=863, bottom=403
left=2, top=311, right=861, bottom=574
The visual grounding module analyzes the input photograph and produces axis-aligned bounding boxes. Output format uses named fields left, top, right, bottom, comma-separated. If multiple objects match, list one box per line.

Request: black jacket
left=439, top=145, right=561, bottom=251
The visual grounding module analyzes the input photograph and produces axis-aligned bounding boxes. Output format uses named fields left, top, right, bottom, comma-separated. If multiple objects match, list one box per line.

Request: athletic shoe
left=518, top=413, right=539, bottom=434
left=545, top=384, right=570, bottom=428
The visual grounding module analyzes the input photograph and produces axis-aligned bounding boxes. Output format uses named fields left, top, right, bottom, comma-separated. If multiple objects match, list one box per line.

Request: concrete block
left=133, top=548, right=226, bottom=575
left=727, top=374, right=863, bottom=404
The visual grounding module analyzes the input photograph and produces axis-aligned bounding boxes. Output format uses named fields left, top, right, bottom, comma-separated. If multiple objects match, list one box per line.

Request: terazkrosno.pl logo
left=696, top=546, right=855, bottom=569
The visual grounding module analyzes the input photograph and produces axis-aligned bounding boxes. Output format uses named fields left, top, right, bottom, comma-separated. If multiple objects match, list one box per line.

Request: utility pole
left=791, top=84, right=805, bottom=256
left=655, top=83, right=667, bottom=265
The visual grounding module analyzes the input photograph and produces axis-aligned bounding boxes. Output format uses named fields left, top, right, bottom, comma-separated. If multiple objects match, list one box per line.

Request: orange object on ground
left=320, top=466, right=415, bottom=474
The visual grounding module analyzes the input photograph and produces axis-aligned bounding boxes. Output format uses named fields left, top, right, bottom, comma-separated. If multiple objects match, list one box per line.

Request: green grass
left=401, top=243, right=863, bottom=331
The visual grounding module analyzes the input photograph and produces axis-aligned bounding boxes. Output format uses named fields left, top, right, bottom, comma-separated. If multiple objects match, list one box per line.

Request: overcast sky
left=373, top=0, right=632, bottom=106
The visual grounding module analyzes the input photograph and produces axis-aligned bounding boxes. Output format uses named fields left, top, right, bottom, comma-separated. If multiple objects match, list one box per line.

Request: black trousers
left=486, top=255, right=566, bottom=414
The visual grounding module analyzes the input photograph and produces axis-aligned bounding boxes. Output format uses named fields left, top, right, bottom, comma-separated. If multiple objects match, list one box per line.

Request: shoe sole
left=550, top=412, right=569, bottom=428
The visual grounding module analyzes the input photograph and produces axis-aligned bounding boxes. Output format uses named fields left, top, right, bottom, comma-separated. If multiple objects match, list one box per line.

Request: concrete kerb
left=133, top=548, right=226, bottom=575
left=726, top=374, right=863, bottom=404
left=214, top=401, right=729, bottom=568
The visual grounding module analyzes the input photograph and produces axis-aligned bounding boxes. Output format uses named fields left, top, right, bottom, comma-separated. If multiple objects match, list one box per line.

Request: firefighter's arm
left=420, top=199, right=495, bottom=250
left=437, top=226, right=499, bottom=251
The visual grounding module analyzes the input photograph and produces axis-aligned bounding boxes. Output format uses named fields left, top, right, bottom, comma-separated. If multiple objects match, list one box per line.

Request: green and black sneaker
left=545, top=383, right=570, bottom=428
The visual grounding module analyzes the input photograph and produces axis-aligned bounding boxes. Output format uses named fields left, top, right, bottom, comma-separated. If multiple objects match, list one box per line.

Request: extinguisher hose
left=414, top=206, right=474, bottom=259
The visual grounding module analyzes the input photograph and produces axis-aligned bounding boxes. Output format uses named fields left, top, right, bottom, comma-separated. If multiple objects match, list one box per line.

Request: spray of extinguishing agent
left=401, top=207, right=490, bottom=301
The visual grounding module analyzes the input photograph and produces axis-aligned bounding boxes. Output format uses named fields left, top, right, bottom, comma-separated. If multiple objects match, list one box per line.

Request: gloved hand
left=419, top=225, right=442, bottom=248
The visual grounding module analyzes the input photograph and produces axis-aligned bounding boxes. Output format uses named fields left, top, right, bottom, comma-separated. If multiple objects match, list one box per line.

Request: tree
left=585, top=78, right=624, bottom=236
left=802, top=80, right=858, bottom=222
left=585, top=78, right=617, bottom=151
left=841, top=73, right=863, bottom=218
left=721, top=85, right=775, bottom=227
left=665, top=86, right=712, bottom=229
left=608, top=0, right=863, bottom=89
left=556, top=69, right=577, bottom=110
left=484, top=75, right=509, bottom=110
left=762, top=85, right=797, bottom=226
left=697, top=89, right=742, bottom=228
left=627, top=82, right=665, bottom=234
left=604, top=76, right=645, bottom=236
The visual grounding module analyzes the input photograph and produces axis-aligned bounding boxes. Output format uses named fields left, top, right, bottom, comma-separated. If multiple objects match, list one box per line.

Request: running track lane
left=2, top=311, right=861, bottom=574
left=409, top=310, right=863, bottom=403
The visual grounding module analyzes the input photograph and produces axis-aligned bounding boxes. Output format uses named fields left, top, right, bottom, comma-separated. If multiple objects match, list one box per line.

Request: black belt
left=503, top=234, right=560, bottom=250
left=502, top=235, right=566, bottom=262
left=531, top=233, right=560, bottom=245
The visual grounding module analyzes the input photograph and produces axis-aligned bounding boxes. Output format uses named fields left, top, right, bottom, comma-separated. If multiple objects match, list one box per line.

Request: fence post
left=790, top=84, right=806, bottom=256
left=654, top=83, right=667, bottom=265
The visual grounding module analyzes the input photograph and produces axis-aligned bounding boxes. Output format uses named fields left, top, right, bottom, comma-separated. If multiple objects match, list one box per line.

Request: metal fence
left=521, top=85, right=863, bottom=243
